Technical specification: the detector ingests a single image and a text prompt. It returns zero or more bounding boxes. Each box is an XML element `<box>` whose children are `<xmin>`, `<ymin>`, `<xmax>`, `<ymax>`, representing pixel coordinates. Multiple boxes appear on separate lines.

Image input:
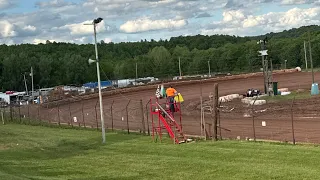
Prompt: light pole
<box><xmin>257</xmin><ymin>39</ymin><xmax>269</xmax><ymax>95</ymax></box>
<box><xmin>30</xmin><ymin>67</ymin><xmax>34</xmax><ymax>104</ymax></box>
<box><xmin>85</xmin><ymin>17</ymin><xmax>106</xmax><ymax>144</ymax></box>
<box><xmin>284</xmin><ymin>60</ymin><xmax>287</xmax><ymax>69</ymax></box>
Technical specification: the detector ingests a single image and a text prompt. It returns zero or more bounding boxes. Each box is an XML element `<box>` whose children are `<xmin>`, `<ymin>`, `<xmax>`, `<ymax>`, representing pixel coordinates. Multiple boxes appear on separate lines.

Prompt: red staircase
<box><xmin>150</xmin><ymin>98</ymin><xmax>187</xmax><ymax>144</ymax></box>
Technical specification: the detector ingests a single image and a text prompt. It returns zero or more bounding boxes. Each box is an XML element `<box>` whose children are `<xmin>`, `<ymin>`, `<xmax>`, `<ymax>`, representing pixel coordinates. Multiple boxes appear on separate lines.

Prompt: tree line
<box><xmin>0</xmin><ymin>25</ymin><xmax>320</xmax><ymax>91</ymax></box>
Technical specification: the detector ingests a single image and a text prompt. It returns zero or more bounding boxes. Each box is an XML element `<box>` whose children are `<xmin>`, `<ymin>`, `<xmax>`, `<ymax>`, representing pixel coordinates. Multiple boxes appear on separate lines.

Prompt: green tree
<box><xmin>148</xmin><ymin>46</ymin><xmax>173</xmax><ymax>77</ymax></box>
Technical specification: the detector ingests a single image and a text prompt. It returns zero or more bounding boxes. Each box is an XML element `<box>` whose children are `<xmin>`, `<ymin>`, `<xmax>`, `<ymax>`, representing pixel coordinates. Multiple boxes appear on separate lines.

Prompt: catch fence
<box><xmin>2</xmin><ymin>80</ymin><xmax>320</xmax><ymax>145</ymax></box>
<box><xmin>2</xmin><ymin>98</ymin><xmax>149</xmax><ymax>135</ymax></box>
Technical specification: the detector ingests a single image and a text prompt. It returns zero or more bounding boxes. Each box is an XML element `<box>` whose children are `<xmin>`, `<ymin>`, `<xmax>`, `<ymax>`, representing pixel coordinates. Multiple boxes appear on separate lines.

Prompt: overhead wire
<box><xmin>99</xmin><ymin>65</ymin><xmax>152</xmax><ymax>103</ymax></box>
<box><xmin>100</xmin><ymin>66</ymin><xmax>148</xmax><ymax>122</ymax></box>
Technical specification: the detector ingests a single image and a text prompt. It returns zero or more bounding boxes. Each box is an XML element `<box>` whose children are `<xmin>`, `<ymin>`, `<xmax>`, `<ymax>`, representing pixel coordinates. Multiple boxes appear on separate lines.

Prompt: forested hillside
<box><xmin>0</xmin><ymin>25</ymin><xmax>320</xmax><ymax>91</ymax></box>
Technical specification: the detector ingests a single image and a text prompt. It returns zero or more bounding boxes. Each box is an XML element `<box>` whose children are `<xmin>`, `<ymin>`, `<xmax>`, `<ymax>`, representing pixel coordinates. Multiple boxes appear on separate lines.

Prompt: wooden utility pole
<box><xmin>270</xmin><ymin>58</ymin><xmax>273</xmax><ymax>84</ymax></box>
<box><xmin>308</xmin><ymin>33</ymin><xmax>314</xmax><ymax>84</ymax></box>
<box><xmin>179</xmin><ymin>57</ymin><xmax>182</xmax><ymax>78</ymax></box>
<box><xmin>304</xmin><ymin>41</ymin><xmax>308</xmax><ymax>71</ymax></box>
<box><xmin>135</xmin><ymin>62</ymin><xmax>138</xmax><ymax>85</ymax></box>
<box><xmin>208</xmin><ymin>60</ymin><xmax>211</xmax><ymax>77</ymax></box>
<box><xmin>212</xmin><ymin>83</ymin><xmax>219</xmax><ymax>141</ymax></box>
<box><xmin>23</xmin><ymin>73</ymin><xmax>28</xmax><ymax>95</ymax></box>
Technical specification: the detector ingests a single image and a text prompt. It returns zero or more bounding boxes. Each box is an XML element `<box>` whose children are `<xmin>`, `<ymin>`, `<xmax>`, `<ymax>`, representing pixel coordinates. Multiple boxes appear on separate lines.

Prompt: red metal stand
<box><xmin>150</xmin><ymin>97</ymin><xmax>186</xmax><ymax>144</ymax></box>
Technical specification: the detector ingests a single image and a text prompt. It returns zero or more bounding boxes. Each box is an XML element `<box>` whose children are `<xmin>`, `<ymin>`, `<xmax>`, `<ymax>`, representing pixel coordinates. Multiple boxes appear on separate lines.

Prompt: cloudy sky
<box><xmin>0</xmin><ymin>0</ymin><xmax>319</xmax><ymax>45</ymax></box>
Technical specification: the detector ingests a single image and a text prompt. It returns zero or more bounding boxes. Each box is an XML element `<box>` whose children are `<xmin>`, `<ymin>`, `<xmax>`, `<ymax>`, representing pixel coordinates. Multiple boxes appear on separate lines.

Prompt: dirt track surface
<box><xmin>19</xmin><ymin>71</ymin><xmax>320</xmax><ymax>144</ymax></box>
<box><xmin>44</xmin><ymin>69</ymin><xmax>297</xmax><ymax>106</ymax></box>
<box><xmin>216</xmin><ymin>96</ymin><xmax>320</xmax><ymax>144</ymax></box>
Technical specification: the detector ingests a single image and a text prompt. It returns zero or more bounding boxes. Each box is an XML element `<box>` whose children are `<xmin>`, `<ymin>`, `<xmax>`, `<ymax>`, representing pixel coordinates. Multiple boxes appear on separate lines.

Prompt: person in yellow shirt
<box><xmin>166</xmin><ymin>86</ymin><xmax>178</xmax><ymax>113</ymax></box>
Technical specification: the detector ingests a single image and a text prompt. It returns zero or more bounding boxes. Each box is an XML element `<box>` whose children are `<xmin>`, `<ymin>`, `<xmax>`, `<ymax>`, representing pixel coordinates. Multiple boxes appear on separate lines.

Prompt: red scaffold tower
<box><xmin>149</xmin><ymin>96</ymin><xmax>187</xmax><ymax>144</ymax></box>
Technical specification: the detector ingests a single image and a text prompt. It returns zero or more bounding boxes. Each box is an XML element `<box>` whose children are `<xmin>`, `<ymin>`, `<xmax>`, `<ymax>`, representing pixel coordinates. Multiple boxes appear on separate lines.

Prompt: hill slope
<box><xmin>1</xmin><ymin>124</ymin><xmax>320</xmax><ymax>180</ymax></box>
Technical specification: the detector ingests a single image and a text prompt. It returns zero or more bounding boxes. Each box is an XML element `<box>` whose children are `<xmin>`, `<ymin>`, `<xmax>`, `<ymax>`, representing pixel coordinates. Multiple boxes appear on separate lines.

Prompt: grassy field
<box><xmin>1</xmin><ymin>124</ymin><xmax>320</xmax><ymax>180</ymax></box>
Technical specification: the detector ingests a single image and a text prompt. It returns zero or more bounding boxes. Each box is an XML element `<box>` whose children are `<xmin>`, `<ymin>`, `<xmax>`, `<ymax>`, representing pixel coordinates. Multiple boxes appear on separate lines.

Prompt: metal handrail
<box><xmin>155</xmin><ymin>102</ymin><xmax>175</xmax><ymax>122</ymax></box>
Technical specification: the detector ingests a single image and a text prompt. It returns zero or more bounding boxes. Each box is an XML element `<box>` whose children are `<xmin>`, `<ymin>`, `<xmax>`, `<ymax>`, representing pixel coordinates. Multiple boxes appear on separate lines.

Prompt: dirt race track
<box><xmin>18</xmin><ymin>71</ymin><xmax>320</xmax><ymax>144</ymax></box>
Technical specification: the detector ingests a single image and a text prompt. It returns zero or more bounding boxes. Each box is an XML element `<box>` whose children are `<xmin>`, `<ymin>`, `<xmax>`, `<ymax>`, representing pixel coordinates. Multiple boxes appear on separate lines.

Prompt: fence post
<box><xmin>126</xmin><ymin>100</ymin><xmax>131</xmax><ymax>134</ymax></box>
<box><xmin>27</xmin><ymin>104</ymin><xmax>30</xmax><ymax>118</ymax></box>
<box><xmin>38</xmin><ymin>104</ymin><xmax>41</xmax><ymax>124</ymax></box>
<box><xmin>81</xmin><ymin>100</ymin><xmax>86</xmax><ymax>128</ymax></box>
<box><xmin>251</xmin><ymin>97</ymin><xmax>258</xmax><ymax>141</ymax></box>
<box><xmin>18</xmin><ymin>105</ymin><xmax>21</xmax><ymax>123</ymax></box>
<box><xmin>111</xmin><ymin>100</ymin><xmax>114</xmax><ymax>131</ymax></box>
<box><xmin>200</xmin><ymin>81</ymin><xmax>204</xmax><ymax>138</ymax></box>
<box><xmin>28</xmin><ymin>105</ymin><xmax>31</xmax><ymax>124</ymax></box>
<box><xmin>1</xmin><ymin>109</ymin><xmax>4</xmax><ymax>125</ymax></box>
<box><xmin>212</xmin><ymin>83</ymin><xmax>219</xmax><ymax>141</ymax></box>
<box><xmin>57</xmin><ymin>104</ymin><xmax>61</xmax><ymax>126</ymax></box>
<box><xmin>10</xmin><ymin>105</ymin><xmax>13</xmax><ymax>122</ymax></box>
<box><xmin>46</xmin><ymin>104</ymin><xmax>50</xmax><ymax>124</ymax></box>
<box><xmin>291</xmin><ymin>96</ymin><xmax>296</xmax><ymax>145</ymax></box>
<box><xmin>3</xmin><ymin>107</ymin><xmax>5</xmax><ymax>123</ymax></box>
<box><xmin>218</xmin><ymin>101</ymin><xmax>222</xmax><ymax>140</ymax></box>
<box><xmin>68</xmin><ymin>103</ymin><xmax>73</xmax><ymax>127</ymax></box>
<box><xmin>95</xmin><ymin>99</ymin><xmax>99</xmax><ymax>130</ymax></box>
<box><xmin>140</xmin><ymin>99</ymin><xmax>146</xmax><ymax>135</ymax></box>
<box><xmin>145</xmin><ymin>100</ymin><xmax>150</xmax><ymax>136</ymax></box>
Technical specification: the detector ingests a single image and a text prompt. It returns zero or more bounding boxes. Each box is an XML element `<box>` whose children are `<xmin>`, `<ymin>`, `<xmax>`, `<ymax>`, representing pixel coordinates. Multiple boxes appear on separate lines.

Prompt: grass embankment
<box><xmin>260</xmin><ymin>90</ymin><xmax>320</xmax><ymax>103</ymax></box>
<box><xmin>1</xmin><ymin>124</ymin><xmax>320</xmax><ymax>180</ymax></box>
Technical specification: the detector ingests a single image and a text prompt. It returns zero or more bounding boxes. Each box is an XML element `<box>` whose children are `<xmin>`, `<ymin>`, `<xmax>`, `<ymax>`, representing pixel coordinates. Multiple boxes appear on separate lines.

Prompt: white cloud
<box><xmin>0</xmin><ymin>20</ymin><xmax>17</xmax><ymax>38</ymax></box>
<box><xmin>149</xmin><ymin>0</ymin><xmax>176</xmax><ymax>5</ymax></box>
<box><xmin>33</xmin><ymin>38</ymin><xmax>52</xmax><ymax>44</ymax></box>
<box><xmin>32</xmin><ymin>36</ymin><xmax>90</xmax><ymax>44</ymax></box>
<box><xmin>104</xmin><ymin>38</ymin><xmax>112</xmax><ymax>43</ymax></box>
<box><xmin>0</xmin><ymin>0</ymin><xmax>16</xmax><ymax>10</ymax></box>
<box><xmin>278</xmin><ymin>7</ymin><xmax>319</xmax><ymax>26</ymax></box>
<box><xmin>223</xmin><ymin>10</ymin><xmax>246</xmax><ymax>22</ymax></box>
<box><xmin>1</xmin><ymin>0</ymin><xmax>320</xmax><ymax>44</ymax></box>
<box><xmin>281</xmin><ymin>0</ymin><xmax>308</xmax><ymax>5</ymax></box>
<box><xmin>202</xmin><ymin>7</ymin><xmax>320</xmax><ymax>36</ymax></box>
<box><xmin>243</xmin><ymin>15</ymin><xmax>261</xmax><ymax>28</ymax></box>
<box><xmin>120</xmin><ymin>17</ymin><xmax>187</xmax><ymax>33</ymax></box>
<box><xmin>60</xmin><ymin>20</ymin><xmax>107</xmax><ymax>36</ymax></box>
<box><xmin>35</xmin><ymin>0</ymin><xmax>74</xmax><ymax>8</ymax></box>
<box><xmin>0</xmin><ymin>20</ymin><xmax>39</xmax><ymax>39</ymax></box>
<box><xmin>74</xmin><ymin>36</ymin><xmax>89</xmax><ymax>43</ymax></box>
<box><xmin>0</xmin><ymin>38</ymin><xmax>14</xmax><ymax>45</ymax></box>
<box><xmin>201</xmin><ymin>27</ymin><xmax>244</xmax><ymax>36</ymax></box>
<box><xmin>23</xmin><ymin>25</ymin><xmax>37</xmax><ymax>32</ymax></box>
<box><xmin>225</xmin><ymin>0</ymin><xmax>320</xmax><ymax>9</ymax></box>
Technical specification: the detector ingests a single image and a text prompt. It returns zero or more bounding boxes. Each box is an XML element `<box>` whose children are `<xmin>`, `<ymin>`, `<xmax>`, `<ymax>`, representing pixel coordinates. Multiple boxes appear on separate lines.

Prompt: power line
<box><xmin>100</xmin><ymin>67</ymin><xmax>142</xmax><ymax>103</ymax></box>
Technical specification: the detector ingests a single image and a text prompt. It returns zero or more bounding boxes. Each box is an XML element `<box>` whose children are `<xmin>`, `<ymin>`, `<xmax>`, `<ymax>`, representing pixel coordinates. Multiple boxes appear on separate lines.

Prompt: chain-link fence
<box><xmin>4</xmin><ymin>71</ymin><xmax>320</xmax><ymax>145</ymax></box>
<box><xmin>3</xmin><ymin>92</ymin><xmax>320</xmax><ymax>145</ymax></box>
<box><xmin>3</xmin><ymin>97</ymin><xmax>149</xmax><ymax>135</ymax></box>
<box><xmin>214</xmin><ymin>94</ymin><xmax>320</xmax><ymax>144</ymax></box>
